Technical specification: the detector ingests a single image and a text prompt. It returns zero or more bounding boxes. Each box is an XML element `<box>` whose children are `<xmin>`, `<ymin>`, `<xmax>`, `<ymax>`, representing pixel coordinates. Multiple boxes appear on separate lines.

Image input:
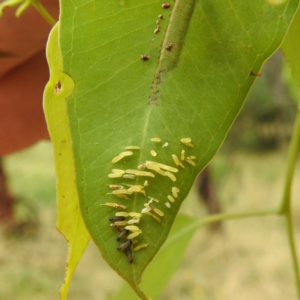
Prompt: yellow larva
<box><xmin>181</xmin><ymin>137</ymin><xmax>191</xmax><ymax>143</ymax></box>
<box><xmin>111</xmin><ymin>155</ymin><xmax>123</xmax><ymax>163</ymax></box>
<box><xmin>185</xmin><ymin>158</ymin><xmax>196</xmax><ymax>166</ymax></box>
<box><xmin>108</xmin><ymin>185</ymin><xmax>124</xmax><ymax>190</ymax></box>
<box><xmin>111</xmin><ymin>189</ymin><xmax>132</xmax><ymax>195</ymax></box>
<box><xmin>125</xmin><ymin>225</ymin><xmax>141</xmax><ymax>232</ymax></box>
<box><xmin>108</xmin><ymin>173</ymin><xmax>123</xmax><ymax>178</ymax></box>
<box><xmin>112</xmin><ymin>169</ymin><xmax>125</xmax><ymax>174</ymax></box>
<box><xmin>115</xmin><ymin>212</ymin><xmax>129</xmax><ymax>217</ymax></box>
<box><xmin>101</xmin><ymin>202</ymin><xmax>127</xmax><ymax>210</ymax></box>
<box><xmin>112</xmin><ymin>151</ymin><xmax>133</xmax><ymax>163</ymax></box>
<box><xmin>127</xmin><ymin>218</ymin><xmax>140</xmax><ymax>224</ymax></box>
<box><xmin>145</xmin><ymin>161</ymin><xmax>178</xmax><ymax>173</ymax></box>
<box><xmin>150</xmin><ymin>150</ymin><xmax>157</xmax><ymax>157</ymax></box>
<box><xmin>148</xmin><ymin>196</ymin><xmax>159</xmax><ymax>203</ymax></box>
<box><xmin>145</xmin><ymin>164</ymin><xmax>161</xmax><ymax>172</ymax></box>
<box><xmin>127</xmin><ymin>186</ymin><xmax>144</xmax><ymax>192</ymax></box>
<box><xmin>172</xmin><ymin>187</ymin><xmax>180</xmax><ymax>193</ymax></box>
<box><xmin>114</xmin><ymin>194</ymin><xmax>129</xmax><ymax>200</ymax></box>
<box><xmin>154</xmin><ymin>208</ymin><xmax>164</xmax><ymax>216</ymax></box>
<box><xmin>127</xmin><ymin>231</ymin><xmax>142</xmax><ymax>239</ymax></box>
<box><xmin>123</xmin><ymin>174</ymin><xmax>135</xmax><ymax>179</ymax></box>
<box><xmin>153</xmin><ymin>169</ymin><xmax>168</xmax><ymax>176</ymax></box>
<box><xmin>180</xmin><ymin>138</ymin><xmax>193</xmax><ymax>148</ymax></box>
<box><xmin>125</xmin><ymin>169</ymin><xmax>138</xmax><ymax>175</ymax></box>
<box><xmin>184</xmin><ymin>142</ymin><xmax>193</xmax><ymax>148</ymax></box>
<box><xmin>144</xmin><ymin>180</ymin><xmax>149</xmax><ymax>187</ymax></box>
<box><xmin>134</xmin><ymin>244</ymin><xmax>148</xmax><ymax>251</ymax></box>
<box><xmin>125</xmin><ymin>146</ymin><xmax>140</xmax><ymax>150</ymax></box>
<box><xmin>168</xmin><ymin>195</ymin><xmax>175</xmax><ymax>202</ymax></box>
<box><xmin>128</xmin><ymin>212</ymin><xmax>142</xmax><ymax>218</ymax></box>
<box><xmin>125</xmin><ymin>184</ymin><xmax>144</xmax><ymax>189</ymax></box>
<box><xmin>165</xmin><ymin>202</ymin><xmax>171</xmax><ymax>208</ymax></box>
<box><xmin>171</xmin><ymin>187</ymin><xmax>179</xmax><ymax>198</ymax></box>
<box><xmin>181</xmin><ymin>150</ymin><xmax>185</xmax><ymax>161</ymax></box>
<box><xmin>138</xmin><ymin>163</ymin><xmax>146</xmax><ymax>170</ymax></box>
<box><xmin>171</xmin><ymin>190</ymin><xmax>178</xmax><ymax>198</ymax></box>
<box><xmin>127</xmin><ymin>186</ymin><xmax>146</xmax><ymax>195</ymax></box>
<box><xmin>150</xmin><ymin>137</ymin><xmax>161</xmax><ymax>142</ymax></box>
<box><xmin>114</xmin><ymin>220</ymin><xmax>128</xmax><ymax>226</ymax></box>
<box><xmin>120</xmin><ymin>151</ymin><xmax>134</xmax><ymax>157</ymax></box>
<box><xmin>171</xmin><ymin>154</ymin><xmax>185</xmax><ymax>168</ymax></box>
<box><xmin>162</xmin><ymin>142</ymin><xmax>169</xmax><ymax>148</ymax></box>
<box><xmin>125</xmin><ymin>169</ymin><xmax>155</xmax><ymax>178</ymax></box>
<box><xmin>141</xmin><ymin>206</ymin><xmax>152</xmax><ymax>213</ymax></box>
<box><xmin>136</xmin><ymin>171</ymin><xmax>155</xmax><ymax>178</ymax></box>
<box><xmin>145</xmin><ymin>211</ymin><xmax>162</xmax><ymax>223</ymax></box>
<box><xmin>165</xmin><ymin>171</ymin><xmax>176</xmax><ymax>182</ymax></box>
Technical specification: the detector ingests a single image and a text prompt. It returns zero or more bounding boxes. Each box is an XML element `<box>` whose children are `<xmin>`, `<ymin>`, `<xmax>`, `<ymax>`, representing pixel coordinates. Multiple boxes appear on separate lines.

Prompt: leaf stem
<box><xmin>166</xmin><ymin>208</ymin><xmax>278</xmax><ymax>247</ymax></box>
<box><xmin>197</xmin><ymin>208</ymin><xmax>278</xmax><ymax>226</ymax></box>
<box><xmin>279</xmin><ymin>103</ymin><xmax>300</xmax><ymax>214</ymax></box>
<box><xmin>285</xmin><ymin>209</ymin><xmax>300</xmax><ymax>299</ymax></box>
<box><xmin>33</xmin><ymin>1</ymin><xmax>56</xmax><ymax>27</ymax></box>
<box><xmin>277</xmin><ymin>100</ymin><xmax>300</xmax><ymax>299</ymax></box>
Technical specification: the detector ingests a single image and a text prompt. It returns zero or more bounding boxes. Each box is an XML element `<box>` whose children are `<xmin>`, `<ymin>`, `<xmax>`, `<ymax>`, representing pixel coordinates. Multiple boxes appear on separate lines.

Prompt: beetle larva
<box><xmin>171</xmin><ymin>154</ymin><xmax>185</xmax><ymax>168</ymax></box>
<box><xmin>101</xmin><ymin>202</ymin><xmax>127</xmax><ymax>210</ymax></box>
<box><xmin>123</xmin><ymin>174</ymin><xmax>135</xmax><ymax>179</ymax></box>
<box><xmin>134</xmin><ymin>244</ymin><xmax>148</xmax><ymax>251</ymax></box>
<box><xmin>125</xmin><ymin>146</ymin><xmax>140</xmax><ymax>150</ymax></box>
<box><xmin>181</xmin><ymin>150</ymin><xmax>185</xmax><ymax>161</ymax></box>
<box><xmin>165</xmin><ymin>171</ymin><xmax>176</xmax><ymax>182</ymax></box>
<box><xmin>115</xmin><ymin>212</ymin><xmax>129</xmax><ymax>217</ymax></box>
<box><xmin>165</xmin><ymin>202</ymin><xmax>171</xmax><ymax>208</ymax></box>
<box><xmin>167</xmin><ymin>195</ymin><xmax>175</xmax><ymax>202</ymax></box>
<box><xmin>145</xmin><ymin>161</ymin><xmax>178</xmax><ymax>173</ymax></box>
<box><xmin>127</xmin><ymin>231</ymin><xmax>142</xmax><ymax>239</ymax></box>
<box><xmin>150</xmin><ymin>137</ymin><xmax>161</xmax><ymax>142</ymax></box>
<box><xmin>145</xmin><ymin>211</ymin><xmax>162</xmax><ymax>223</ymax></box>
<box><xmin>150</xmin><ymin>150</ymin><xmax>157</xmax><ymax>157</ymax></box>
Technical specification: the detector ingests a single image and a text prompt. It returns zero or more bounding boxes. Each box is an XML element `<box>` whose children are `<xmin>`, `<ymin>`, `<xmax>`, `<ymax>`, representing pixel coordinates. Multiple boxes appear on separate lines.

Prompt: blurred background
<box><xmin>0</xmin><ymin>49</ymin><xmax>300</xmax><ymax>300</ymax></box>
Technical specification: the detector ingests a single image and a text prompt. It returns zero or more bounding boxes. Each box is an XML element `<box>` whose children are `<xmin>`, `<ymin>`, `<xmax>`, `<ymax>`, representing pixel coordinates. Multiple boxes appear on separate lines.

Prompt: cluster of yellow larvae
<box><xmin>102</xmin><ymin>137</ymin><xmax>196</xmax><ymax>264</ymax></box>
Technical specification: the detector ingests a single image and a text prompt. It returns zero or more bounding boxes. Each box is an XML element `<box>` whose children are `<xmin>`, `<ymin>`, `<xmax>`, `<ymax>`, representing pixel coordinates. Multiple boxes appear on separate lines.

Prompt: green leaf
<box><xmin>43</xmin><ymin>24</ymin><xmax>90</xmax><ymax>300</ymax></box>
<box><xmin>109</xmin><ymin>214</ymin><xmax>200</xmax><ymax>300</ymax></box>
<box><xmin>282</xmin><ymin>6</ymin><xmax>300</xmax><ymax>88</ymax></box>
<box><xmin>56</xmin><ymin>0</ymin><xmax>298</xmax><ymax>298</ymax></box>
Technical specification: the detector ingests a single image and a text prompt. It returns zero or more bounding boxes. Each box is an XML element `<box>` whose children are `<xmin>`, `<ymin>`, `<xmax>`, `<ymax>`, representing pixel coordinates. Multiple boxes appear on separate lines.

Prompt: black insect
<box><xmin>162</xmin><ymin>3</ymin><xmax>171</xmax><ymax>8</ymax></box>
<box><xmin>116</xmin><ymin>229</ymin><xmax>129</xmax><ymax>241</ymax></box>
<box><xmin>125</xmin><ymin>247</ymin><xmax>133</xmax><ymax>264</ymax></box>
<box><xmin>165</xmin><ymin>43</ymin><xmax>173</xmax><ymax>51</ymax></box>
<box><xmin>117</xmin><ymin>239</ymin><xmax>132</xmax><ymax>251</ymax></box>
<box><xmin>141</xmin><ymin>55</ymin><xmax>150</xmax><ymax>60</ymax></box>
<box><xmin>109</xmin><ymin>216</ymin><xmax>125</xmax><ymax>222</ymax></box>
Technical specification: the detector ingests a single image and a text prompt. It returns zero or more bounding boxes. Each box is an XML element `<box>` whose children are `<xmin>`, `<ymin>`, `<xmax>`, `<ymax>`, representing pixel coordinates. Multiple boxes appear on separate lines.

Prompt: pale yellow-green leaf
<box><xmin>43</xmin><ymin>23</ymin><xmax>90</xmax><ymax>300</ymax></box>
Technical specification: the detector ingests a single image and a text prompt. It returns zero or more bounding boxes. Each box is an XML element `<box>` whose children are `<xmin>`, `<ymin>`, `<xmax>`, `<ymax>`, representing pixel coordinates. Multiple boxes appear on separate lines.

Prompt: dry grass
<box><xmin>1</xmin><ymin>142</ymin><xmax>300</xmax><ymax>299</ymax></box>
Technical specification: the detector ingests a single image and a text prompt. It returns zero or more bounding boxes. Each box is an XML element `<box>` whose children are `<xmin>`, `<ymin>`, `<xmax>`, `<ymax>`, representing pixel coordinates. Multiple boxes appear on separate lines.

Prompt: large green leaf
<box><xmin>56</xmin><ymin>0</ymin><xmax>298</xmax><ymax>298</ymax></box>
